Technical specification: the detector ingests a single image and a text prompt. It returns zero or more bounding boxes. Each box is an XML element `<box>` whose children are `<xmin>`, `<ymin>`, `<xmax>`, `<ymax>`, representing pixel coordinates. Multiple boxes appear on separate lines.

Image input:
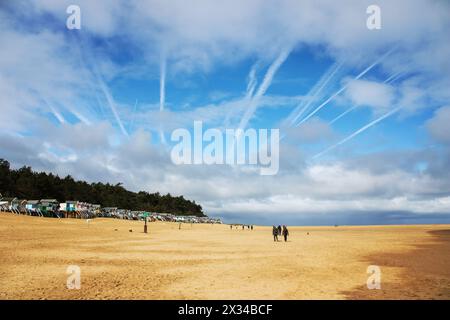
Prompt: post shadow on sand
<box><xmin>339</xmin><ymin>229</ymin><xmax>450</xmax><ymax>299</ymax></box>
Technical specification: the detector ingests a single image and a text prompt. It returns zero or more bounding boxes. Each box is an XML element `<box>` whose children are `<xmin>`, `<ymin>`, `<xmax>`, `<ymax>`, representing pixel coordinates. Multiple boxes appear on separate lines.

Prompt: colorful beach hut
<box><xmin>59</xmin><ymin>200</ymin><xmax>78</xmax><ymax>218</ymax></box>
<box><xmin>40</xmin><ymin>199</ymin><xmax>60</xmax><ymax>217</ymax></box>
<box><xmin>25</xmin><ymin>200</ymin><xmax>41</xmax><ymax>216</ymax></box>
<box><xmin>10</xmin><ymin>198</ymin><xmax>27</xmax><ymax>214</ymax></box>
<box><xmin>0</xmin><ymin>195</ymin><xmax>8</xmax><ymax>211</ymax></box>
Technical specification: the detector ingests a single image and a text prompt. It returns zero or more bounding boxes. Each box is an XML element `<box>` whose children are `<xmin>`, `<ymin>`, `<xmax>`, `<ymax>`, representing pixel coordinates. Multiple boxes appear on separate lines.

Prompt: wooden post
<box><xmin>144</xmin><ymin>217</ymin><xmax>148</xmax><ymax>233</ymax></box>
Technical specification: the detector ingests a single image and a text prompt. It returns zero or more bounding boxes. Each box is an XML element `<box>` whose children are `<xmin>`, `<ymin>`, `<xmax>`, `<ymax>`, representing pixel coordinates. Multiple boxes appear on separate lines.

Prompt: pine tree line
<box><xmin>0</xmin><ymin>159</ymin><xmax>205</xmax><ymax>216</ymax></box>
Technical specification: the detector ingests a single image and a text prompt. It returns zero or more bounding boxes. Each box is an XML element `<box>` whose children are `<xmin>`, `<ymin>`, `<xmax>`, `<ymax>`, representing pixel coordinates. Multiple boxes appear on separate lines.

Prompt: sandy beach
<box><xmin>0</xmin><ymin>212</ymin><xmax>449</xmax><ymax>300</ymax></box>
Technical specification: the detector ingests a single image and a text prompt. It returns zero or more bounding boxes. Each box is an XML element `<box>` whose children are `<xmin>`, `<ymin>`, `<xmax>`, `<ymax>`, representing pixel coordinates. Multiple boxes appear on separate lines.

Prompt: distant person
<box><xmin>251</xmin><ymin>225</ymin><xmax>253</xmax><ymax>230</ymax></box>
<box><xmin>272</xmin><ymin>226</ymin><xmax>279</xmax><ymax>242</ymax></box>
<box><xmin>230</xmin><ymin>224</ymin><xmax>232</xmax><ymax>230</ymax></box>
<box><xmin>282</xmin><ymin>225</ymin><xmax>289</xmax><ymax>242</ymax></box>
<box><xmin>242</xmin><ymin>225</ymin><xmax>245</xmax><ymax>230</ymax></box>
<box><xmin>277</xmin><ymin>225</ymin><xmax>282</xmax><ymax>236</ymax></box>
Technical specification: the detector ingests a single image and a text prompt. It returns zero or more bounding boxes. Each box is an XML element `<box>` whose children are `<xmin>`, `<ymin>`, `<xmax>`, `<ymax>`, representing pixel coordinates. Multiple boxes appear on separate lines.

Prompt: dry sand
<box><xmin>0</xmin><ymin>212</ymin><xmax>449</xmax><ymax>300</ymax></box>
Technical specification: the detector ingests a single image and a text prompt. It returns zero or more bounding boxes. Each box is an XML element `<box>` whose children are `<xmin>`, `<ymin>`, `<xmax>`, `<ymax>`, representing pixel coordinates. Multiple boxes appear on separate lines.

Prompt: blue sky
<box><xmin>1</xmin><ymin>0</ymin><xmax>450</xmax><ymax>225</ymax></box>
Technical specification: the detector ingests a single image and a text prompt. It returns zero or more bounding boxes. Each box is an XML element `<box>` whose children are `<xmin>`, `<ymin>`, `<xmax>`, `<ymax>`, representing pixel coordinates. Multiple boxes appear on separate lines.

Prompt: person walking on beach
<box><xmin>272</xmin><ymin>226</ymin><xmax>279</xmax><ymax>242</ymax></box>
<box><xmin>277</xmin><ymin>225</ymin><xmax>282</xmax><ymax>236</ymax></box>
<box><xmin>282</xmin><ymin>225</ymin><xmax>289</xmax><ymax>242</ymax></box>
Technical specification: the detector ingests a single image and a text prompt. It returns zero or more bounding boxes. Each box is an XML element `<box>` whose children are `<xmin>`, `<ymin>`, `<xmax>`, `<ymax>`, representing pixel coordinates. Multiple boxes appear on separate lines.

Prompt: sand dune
<box><xmin>0</xmin><ymin>212</ymin><xmax>449</xmax><ymax>299</ymax></box>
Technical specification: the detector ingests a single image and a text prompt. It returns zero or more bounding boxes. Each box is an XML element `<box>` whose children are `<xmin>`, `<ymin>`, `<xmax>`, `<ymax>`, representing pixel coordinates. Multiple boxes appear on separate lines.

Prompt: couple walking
<box><xmin>273</xmin><ymin>225</ymin><xmax>289</xmax><ymax>242</ymax></box>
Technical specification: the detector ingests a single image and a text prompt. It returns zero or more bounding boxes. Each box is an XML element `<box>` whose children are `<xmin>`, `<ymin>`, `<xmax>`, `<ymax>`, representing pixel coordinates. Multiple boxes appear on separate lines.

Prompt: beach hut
<box><xmin>61</xmin><ymin>201</ymin><xmax>78</xmax><ymax>218</ymax></box>
<box><xmin>40</xmin><ymin>199</ymin><xmax>60</xmax><ymax>218</ymax></box>
<box><xmin>17</xmin><ymin>200</ymin><xmax>28</xmax><ymax>214</ymax></box>
<box><xmin>76</xmin><ymin>202</ymin><xmax>89</xmax><ymax>219</ymax></box>
<box><xmin>81</xmin><ymin>203</ymin><xmax>100</xmax><ymax>219</ymax></box>
<box><xmin>129</xmin><ymin>211</ymin><xmax>139</xmax><ymax>220</ymax></box>
<box><xmin>91</xmin><ymin>204</ymin><xmax>101</xmax><ymax>217</ymax></box>
<box><xmin>59</xmin><ymin>202</ymin><xmax>67</xmax><ymax>212</ymax></box>
<box><xmin>1</xmin><ymin>197</ymin><xmax>15</xmax><ymax>213</ymax></box>
<box><xmin>76</xmin><ymin>201</ymin><xmax>97</xmax><ymax>219</ymax></box>
<box><xmin>10</xmin><ymin>198</ymin><xmax>28</xmax><ymax>214</ymax></box>
<box><xmin>0</xmin><ymin>197</ymin><xmax>8</xmax><ymax>211</ymax></box>
<box><xmin>25</xmin><ymin>200</ymin><xmax>42</xmax><ymax>216</ymax></box>
<box><xmin>60</xmin><ymin>201</ymin><xmax>93</xmax><ymax>219</ymax></box>
<box><xmin>116</xmin><ymin>209</ymin><xmax>128</xmax><ymax>219</ymax></box>
<box><xmin>101</xmin><ymin>207</ymin><xmax>118</xmax><ymax>218</ymax></box>
<box><xmin>9</xmin><ymin>198</ymin><xmax>19</xmax><ymax>214</ymax></box>
<box><xmin>0</xmin><ymin>193</ymin><xmax>4</xmax><ymax>212</ymax></box>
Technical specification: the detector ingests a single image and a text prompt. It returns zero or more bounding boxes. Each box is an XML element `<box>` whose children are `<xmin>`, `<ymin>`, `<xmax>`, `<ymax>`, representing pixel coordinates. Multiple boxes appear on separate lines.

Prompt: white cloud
<box><xmin>426</xmin><ymin>106</ymin><xmax>450</xmax><ymax>145</ymax></box>
<box><xmin>344</xmin><ymin>79</ymin><xmax>395</xmax><ymax>111</ymax></box>
<box><xmin>209</xmin><ymin>195</ymin><xmax>450</xmax><ymax>216</ymax></box>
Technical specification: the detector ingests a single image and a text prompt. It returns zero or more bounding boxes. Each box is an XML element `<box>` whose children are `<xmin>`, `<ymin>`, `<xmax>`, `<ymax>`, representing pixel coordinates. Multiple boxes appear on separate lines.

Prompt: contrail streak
<box><xmin>245</xmin><ymin>62</ymin><xmax>258</xmax><ymax>100</ymax></box>
<box><xmin>278</xmin><ymin>62</ymin><xmax>342</xmax><ymax>142</ymax></box>
<box><xmin>329</xmin><ymin>105</ymin><xmax>358</xmax><ymax>124</ymax></box>
<box><xmin>287</xmin><ymin>61</ymin><xmax>343</xmax><ymax>127</ymax></box>
<box><xmin>224</xmin><ymin>62</ymin><xmax>259</xmax><ymax>128</ymax></box>
<box><xmin>384</xmin><ymin>70</ymin><xmax>406</xmax><ymax>85</ymax></box>
<box><xmin>74</xmin><ymin>33</ymin><xmax>110</xmax><ymax>123</ymax></box>
<box><xmin>83</xmin><ymin>35</ymin><xmax>127</xmax><ymax>136</ymax></box>
<box><xmin>297</xmin><ymin>48</ymin><xmax>395</xmax><ymax>126</ymax></box>
<box><xmin>71</xmin><ymin>110</ymin><xmax>91</xmax><ymax>125</ymax></box>
<box><xmin>160</xmin><ymin>56</ymin><xmax>166</xmax><ymax>112</ymax></box>
<box><xmin>97</xmin><ymin>77</ymin><xmax>128</xmax><ymax>136</ymax></box>
<box><xmin>313</xmin><ymin>107</ymin><xmax>401</xmax><ymax>159</ymax></box>
<box><xmin>238</xmin><ymin>47</ymin><xmax>291</xmax><ymax>132</ymax></box>
<box><xmin>43</xmin><ymin>98</ymin><xmax>65</xmax><ymax>124</ymax></box>
<box><xmin>40</xmin><ymin>87</ymin><xmax>89</xmax><ymax>126</ymax></box>
<box><xmin>159</xmin><ymin>54</ymin><xmax>167</xmax><ymax>144</ymax></box>
<box><xmin>51</xmin><ymin>107</ymin><xmax>66</xmax><ymax>124</ymax></box>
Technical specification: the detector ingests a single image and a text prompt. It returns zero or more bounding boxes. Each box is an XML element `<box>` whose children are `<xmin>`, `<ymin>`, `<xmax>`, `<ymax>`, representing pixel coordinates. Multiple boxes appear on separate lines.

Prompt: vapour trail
<box><xmin>97</xmin><ymin>75</ymin><xmax>129</xmax><ymax>136</ymax></box>
<box><xmin>245</xmin><ymin>62</ymin><xmax>259</xmax><ymax>100</ymax></box>
<box><xmin>160</xmin><ymin>56</ymin><xmax>166</xmax><ymax>112</ymax></box>
<box><xmin>81</xmin><ymin>33</ymin><xmax>129</xmax><ymax>137</ymax></box>
<box><xmin>38</xmin><ymin>35</ymin><xmax>93</xmax><ymax>127</ymax></box>
<box><xmin>383</xmin><ymin>70</ymin><xmax>403</xmax><ymax>84</ymax></box>
<box><xmin>73</xmin><ymin>32</ymin><xmax>110</xmax><ymax>123</ymax></box>
<box><xmin>75</xmin><ymin>31</ymin><xmax>128</xmax><ymax>136</ymax></box>
<box><xmin>286</xmin><ymin>61</ymin><xmax>343</xmax><ymax>127</ymax></box>
<box><xmin>43</xmin><ymin>98</ymin><xmax>66</xmax><ymax>124</ymax></box>
<box><xmin>313</xmin><ymin>106</ymin><xmax>401</xmax><ymax>159</ymax></box>
<box><xmin>36</xmin><ymin>83</ymin><xmax>89</xmax><ymax>126</ymax></box>
<box><xmin>297</xmin><ymin>48</ymin><xmax>395</xmax><ymax>127</ymax></box>
<box><xmin>223</xmin><ymin>62</ymin><xmax>260</xmax><ymax>128</ymax></box>
<box><xmin>238</xmin><ymin>47</ymin><xmax>291</xmax><ymax>132</ymax></box>
<box><xmin>71</xmin><ymin>110</ymin><xmax>92</xmax><ymax>125</ymax></box>
<box><xmin>159</xmin><ymin>54</ymin><xmax>167</xmax><ymax>144</ymax></box>
<box><xmin>329</xmin><ymin>105</ymin><xmax>358</xmax><ymax>124</ymax></box>
<box><xmin>277</xmin><ymin>61</ymin><xmax>343</xmax><ymax>143</ymax></box>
